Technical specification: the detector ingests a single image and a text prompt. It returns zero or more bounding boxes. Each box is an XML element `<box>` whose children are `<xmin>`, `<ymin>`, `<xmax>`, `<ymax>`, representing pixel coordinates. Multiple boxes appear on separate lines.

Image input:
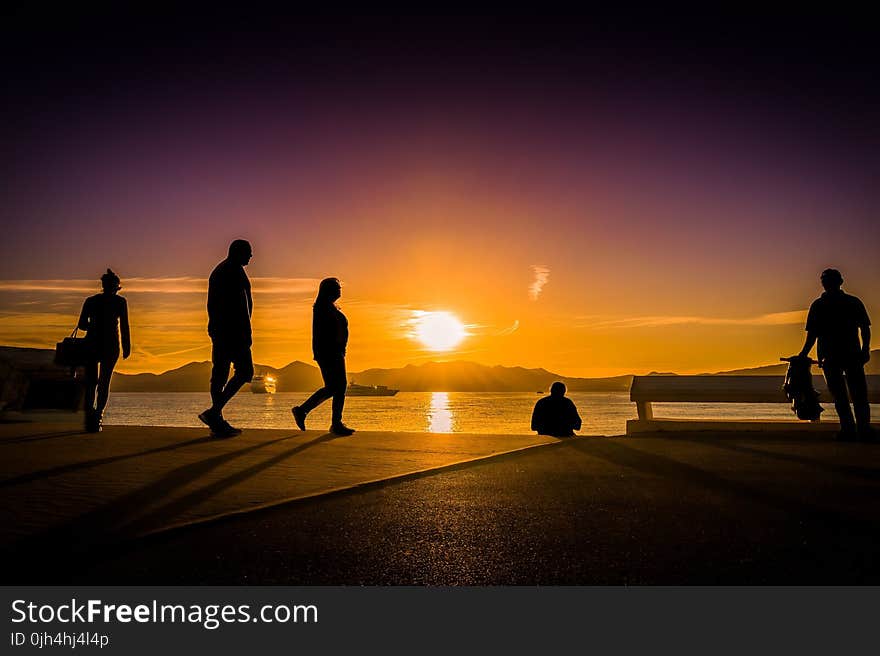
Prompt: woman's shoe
<box><xmin>292</xmin><ymin>406</ymin><xmax>307</xmax><ymax>431</ymax></box>
<box><xmin>85</xmin><ymin>410</ymin><xmax>101</xmax><ymax>433</ymax></box>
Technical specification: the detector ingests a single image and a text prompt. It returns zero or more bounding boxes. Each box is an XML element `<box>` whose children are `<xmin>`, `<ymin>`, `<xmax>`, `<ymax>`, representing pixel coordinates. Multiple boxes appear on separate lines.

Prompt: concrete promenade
<box><xmin>3</xmin><ymin>421</ymin><xmax>880</xmax><ymax>584</ymax></box>
<box><xmin>0</xmin><ymin>422</ymin><xmax>558</xmax><ymax>548</ymax></box>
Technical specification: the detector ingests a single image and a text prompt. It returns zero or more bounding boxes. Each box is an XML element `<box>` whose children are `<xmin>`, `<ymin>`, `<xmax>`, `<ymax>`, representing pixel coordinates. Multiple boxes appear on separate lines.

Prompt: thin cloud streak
<box><xmin>0</xmin><ymin>277</ymin><xmax>320</xmax><ymax>294</ymax></box>
<box><xmin>577</xmin><ymin>310</ymin><xmax>808</xmax><ymax>329</ymax></box>
<box><xmin>134</xmin><ymin>344</ymin><xmax>212</xmax><ymax>360</ymax></box>
<box><xmin>496</xmin><ymin>320</ymin><xmax>520</xmax><ymax>336</ymax></box>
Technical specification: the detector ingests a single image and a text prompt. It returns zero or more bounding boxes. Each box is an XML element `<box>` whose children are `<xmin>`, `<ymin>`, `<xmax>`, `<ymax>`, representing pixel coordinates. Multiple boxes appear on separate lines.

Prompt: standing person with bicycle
<box><xmin>799</xmin><ymin>268</ymin><xmax>872</xmax><ymax>440</ymax></box>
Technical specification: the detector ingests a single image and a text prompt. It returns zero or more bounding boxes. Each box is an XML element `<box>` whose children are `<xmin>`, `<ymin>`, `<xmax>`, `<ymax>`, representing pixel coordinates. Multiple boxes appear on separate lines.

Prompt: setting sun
<box><xmin>411</xmin><ymin>311</ymin><xmax>468</xmax><ymax>351</ymax></box>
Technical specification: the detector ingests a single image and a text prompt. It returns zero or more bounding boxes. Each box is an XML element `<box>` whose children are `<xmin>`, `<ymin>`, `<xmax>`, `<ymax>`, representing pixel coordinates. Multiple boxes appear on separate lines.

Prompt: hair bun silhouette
<box><xmin>101</xmin><ymin>268</ymin><xmax>121</xmax><ymax>290</ymax></box>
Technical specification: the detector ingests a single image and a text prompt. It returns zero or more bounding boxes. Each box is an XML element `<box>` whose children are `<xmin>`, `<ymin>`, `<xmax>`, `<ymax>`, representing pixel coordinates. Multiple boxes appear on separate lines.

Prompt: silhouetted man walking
<box><xmin>799</xmin><ymin>268</ymin><xmax>872</xmax><ymax>440</ymax></box>
<box><xmin>531</xmin><ymin>381</ymin><xmax>582</xmax><ymax>437</ymax></box>
<box><xmin>199</xmin><ymin>239</ymin><xmax>254</xmax><ymax>437</ymax></box>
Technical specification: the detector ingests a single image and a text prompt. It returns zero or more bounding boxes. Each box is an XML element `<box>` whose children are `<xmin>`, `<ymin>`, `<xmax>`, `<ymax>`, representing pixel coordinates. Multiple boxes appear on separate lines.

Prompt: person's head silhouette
<box><xmin>316</xmin><ymin>277</ymin><xmax>341</xmax><ymax>304</ymax></box>
<box><xmin>101</xmin><ymin>269</ymin><xmax>121</xmax><ymax>294</ymax></box>
<box><xmin>550</xmin><ymin>381</ymin><xmax>566</xmax><ymax>397</ymax></box>
<box><xmin>820</xmin><ymin>268</ymin><xmax>843</xmax><ymax>292</ymax></box>
<box><xmin>228</xmin><ymin>239</ymin><xmax>253</xmax><ymax>266</ymax></box>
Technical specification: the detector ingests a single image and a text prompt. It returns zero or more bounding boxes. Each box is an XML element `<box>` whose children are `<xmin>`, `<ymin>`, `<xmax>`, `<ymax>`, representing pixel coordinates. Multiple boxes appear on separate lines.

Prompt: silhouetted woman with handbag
<box><xmin>78</xmin><ymin>269</ymin><xmax>131</xmax><ymax>432</ymax></box>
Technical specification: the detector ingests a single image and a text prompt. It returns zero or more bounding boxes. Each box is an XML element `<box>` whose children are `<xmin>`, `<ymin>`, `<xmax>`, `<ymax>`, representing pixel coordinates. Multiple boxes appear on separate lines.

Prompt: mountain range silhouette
<box><xmin>108</xmin><ymin>351</ymin><xmax>880</xmax><ymax>392</ymax></box>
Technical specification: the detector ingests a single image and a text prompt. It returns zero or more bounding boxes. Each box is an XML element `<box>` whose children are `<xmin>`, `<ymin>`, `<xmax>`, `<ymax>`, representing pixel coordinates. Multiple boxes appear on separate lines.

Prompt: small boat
<box><xmin>347</xmin><ymin>381</ymin><xmax>399</xmax><ymax>396</ymax></box>
<box><xmin>251</xmin><ymin>373</ymin><xmax>277</xmax><ymax>394</ymax></box>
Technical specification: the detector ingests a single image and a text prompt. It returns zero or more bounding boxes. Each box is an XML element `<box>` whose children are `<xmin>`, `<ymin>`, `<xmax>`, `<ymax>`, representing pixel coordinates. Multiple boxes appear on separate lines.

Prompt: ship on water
<box><xmin>347</xmin><ymin>381</ymin><xmax>399</xmax><ymax>396</ymax></box>
<box><xmin>251</xmin><ymin>373</ymin><xmax>277</xmax><ymax>394</ymax></box>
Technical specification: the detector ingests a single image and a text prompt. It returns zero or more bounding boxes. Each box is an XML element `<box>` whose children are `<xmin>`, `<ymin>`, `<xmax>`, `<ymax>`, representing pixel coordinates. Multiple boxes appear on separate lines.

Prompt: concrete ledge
<box><xmin>627</xmin><ymin>418</ymin><xmax>880</xmax><ymax>435</ymax></box>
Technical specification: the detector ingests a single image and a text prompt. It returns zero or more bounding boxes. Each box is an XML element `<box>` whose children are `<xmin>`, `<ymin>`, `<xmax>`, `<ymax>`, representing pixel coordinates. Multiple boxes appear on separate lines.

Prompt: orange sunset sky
<box><xmin>2</xmin><ymin>15</ymin><xmax>878</xmax><ymax>377</ymax></box>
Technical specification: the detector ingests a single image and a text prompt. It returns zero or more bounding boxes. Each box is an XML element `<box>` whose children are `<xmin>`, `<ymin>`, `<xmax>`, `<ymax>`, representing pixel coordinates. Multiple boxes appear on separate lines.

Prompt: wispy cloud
<box><xmin>0</xmin><ymin>277</ymin><xmax>319</xmax><ymax>373</ymax></box>
<box><xmin>496</xmin><ymin>320</ymin><xmax>520</xmax><ymax>336</ymax></box>
<box><xmin>250</xmin><ymin>278</ymin><xmax>321</xmax><ymax>295</ymax></box>
<box><xmin>528</xmin><ymin>265</ymin><xmax>550</xmax><ymax>301</ymax></box>
<box><xmin>577</xmin><ymin>310</ymin><xmax>807</xmax><ymax>329</ymax></box>
<box><xmin>0</xmin><ymin>277</ymin><xmax>319</xmax><ymax>295</ymax></box>
<box><xmin>132</xmin><ymin>343</ymin><xmax>212</xmax><ymax>363</ymax></box>
<box><xmin>0</xmin><ymin>281</ymin><xmax>97</xmax><ymax>293</ymax></box>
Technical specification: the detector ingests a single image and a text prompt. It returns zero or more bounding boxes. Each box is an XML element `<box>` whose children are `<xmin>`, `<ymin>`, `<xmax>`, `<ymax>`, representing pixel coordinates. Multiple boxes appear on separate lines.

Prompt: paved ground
<box><xmin>0</xmin><ymin>422</ymin><xmax>557</xmax><ymax>550</ymax></box>
<box><xmin>3</xmin><ymin>424</ymin><xmax>879</xmax><ymax>584</ymax></box>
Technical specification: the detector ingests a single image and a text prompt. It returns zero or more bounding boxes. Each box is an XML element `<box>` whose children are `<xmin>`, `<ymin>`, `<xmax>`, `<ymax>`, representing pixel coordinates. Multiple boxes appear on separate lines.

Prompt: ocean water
<box><xmin>101</xmin><ymin>392</ymin><xmax>872</xmax><ymax>436</ymax></box>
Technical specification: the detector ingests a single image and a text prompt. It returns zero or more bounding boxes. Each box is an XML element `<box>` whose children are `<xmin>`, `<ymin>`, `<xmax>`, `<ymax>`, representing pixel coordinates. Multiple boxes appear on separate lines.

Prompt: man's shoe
<box><xmin>198</xmin><ymin>408</ymin><xmax>221</xmax><ymax>430</ymax></box>
<box><xmin>212</xmin><ymin>421</ymin><xmax>240</xmax><ymax>438</ymax></box>
<box><xmin>292</xmin><ymin>406</ymin><xmax>307</xmax><ymax>431</ymax></box>
<box><xmin>835</xmin><ymin>430</ymin><xmax>859</xmax><ymax>442</ymax></box>
<box><xmin>330</xmin><ymin>422</ymin><xmax>355</xmax><ymax>436</ymax></box>
<box><xmin>219</xmin><ymin>419</ymin><xmax>242</xmax><ymax>435</ymax></box>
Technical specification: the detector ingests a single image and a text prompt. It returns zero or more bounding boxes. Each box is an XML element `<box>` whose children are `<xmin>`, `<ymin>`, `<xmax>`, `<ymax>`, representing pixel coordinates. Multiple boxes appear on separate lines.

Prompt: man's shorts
<box><xmin>211</xmin><ymin>340</ymin><xmax>254</xmax><ymax>380</ymax></box>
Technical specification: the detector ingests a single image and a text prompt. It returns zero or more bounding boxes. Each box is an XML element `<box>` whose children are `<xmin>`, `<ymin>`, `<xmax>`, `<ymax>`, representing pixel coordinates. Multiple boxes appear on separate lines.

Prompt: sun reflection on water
<box><xmin>428</xmin><ymin>392</ymin><xmax>453</xmax><ymax>433</ymax></box>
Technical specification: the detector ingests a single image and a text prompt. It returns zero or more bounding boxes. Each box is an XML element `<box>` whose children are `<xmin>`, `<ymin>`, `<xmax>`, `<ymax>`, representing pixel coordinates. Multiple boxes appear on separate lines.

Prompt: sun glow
<box><xmin>411</xmin><ymin>311</ymin><xmax>468</xmax><ymax>351</ymax></box>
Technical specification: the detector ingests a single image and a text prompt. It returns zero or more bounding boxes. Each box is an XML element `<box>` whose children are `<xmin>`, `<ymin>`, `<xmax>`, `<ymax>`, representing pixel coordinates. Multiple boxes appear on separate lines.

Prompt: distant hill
<box><xmin>713</xmin><ymin>349</ymin><xmax>880</xmax><ymax>376</ymax></box>
<box><xmin>349</xmin><ymin>361</ymin><xmax>631</xmax><ymax>392</ymax></box>
<box><xmin>274</xmin><ymin>361</ymin><xmax>325</xmax><ymax>391</ymax></box>
<box><xmin>5</xmin><ymin>346</ymin><xmax>876</xmax><ymax>393</ymax></box>
<box><xmin>111</xmin><ymin>361</ymin><xmax>214</xmax><ymax>392</ymax></box>
<box><xmin>112</xmin><ymin>360</ymin><xmax>323</xmax><ymax>392</ymax></box>
<box><xmin>111</xmin><ymin>359</ymin><xmax>631</xmax><ymax>392</ymax></box>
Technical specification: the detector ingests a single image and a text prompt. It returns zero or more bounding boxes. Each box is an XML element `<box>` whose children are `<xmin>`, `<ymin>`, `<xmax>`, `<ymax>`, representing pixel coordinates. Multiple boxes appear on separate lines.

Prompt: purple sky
<box><xmin>1</xmin><ymin>12</ymin><xmax>877</xmax><ymax>374</ymax></box>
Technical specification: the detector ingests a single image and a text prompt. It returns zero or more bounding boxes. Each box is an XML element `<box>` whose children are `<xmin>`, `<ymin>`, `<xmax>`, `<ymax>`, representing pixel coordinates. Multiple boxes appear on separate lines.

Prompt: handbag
<box><xmin>54</xmin><ymin>327</ymin><xmax>93</xmax><ymax>367</ymax></box>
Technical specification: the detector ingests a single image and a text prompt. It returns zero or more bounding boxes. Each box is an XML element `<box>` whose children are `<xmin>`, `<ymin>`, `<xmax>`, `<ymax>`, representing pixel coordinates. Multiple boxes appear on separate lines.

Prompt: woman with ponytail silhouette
<box><xmin>292</xmin><ymin>277</ymin><xmax>355</xmax><ymax>436</ymax></box>
<box><xmin>77</xmin><ymin>269</ymin><xmax>131</xmax><ymax>432</ymax></box>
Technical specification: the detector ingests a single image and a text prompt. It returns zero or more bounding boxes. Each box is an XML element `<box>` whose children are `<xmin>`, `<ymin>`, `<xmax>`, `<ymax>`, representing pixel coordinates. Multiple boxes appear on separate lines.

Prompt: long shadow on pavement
<box><xmin>10</xmin><ymin>433</ymin><xmax>306</xmax><ymax>562</ymax></box>
<box><xmin>571</xmin><ymin>438</ymin><xmax>880</xmax><ymax>532</ymax></box>
<box><xmin>12</xmin><ymin>431</ymin><xmax>356</xmax><ymax>557</ymax></box>
<box><xmin>2</xmin><ymin>433</ymin><xmax>565</xmax><ymax>582</ymax></box>
<box><xmin>668</xmin><ymin>435</ymin><xmax>880</xmax><ymax>482</ymax></box>
<box><xmin>122</xmin><ymin>431</ymin><xmax>347</xmax><ymax>536</ymax></box>
<box><xmin>0</xmin><ymin>435</ymin><xmax>218</xmax><ymax>488</ymax></box>
<box><xmin>0</xmin><ymin>430</ymin><xmax>84</xmax><ymax>445</ymax></box>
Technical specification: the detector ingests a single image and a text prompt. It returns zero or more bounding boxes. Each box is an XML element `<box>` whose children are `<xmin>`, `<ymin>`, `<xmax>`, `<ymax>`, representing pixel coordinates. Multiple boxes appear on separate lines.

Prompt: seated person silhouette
<box><xmin>531</xmin><ymin>382</ymin><xmax>582</xmax><ymax>437</ymax></box>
